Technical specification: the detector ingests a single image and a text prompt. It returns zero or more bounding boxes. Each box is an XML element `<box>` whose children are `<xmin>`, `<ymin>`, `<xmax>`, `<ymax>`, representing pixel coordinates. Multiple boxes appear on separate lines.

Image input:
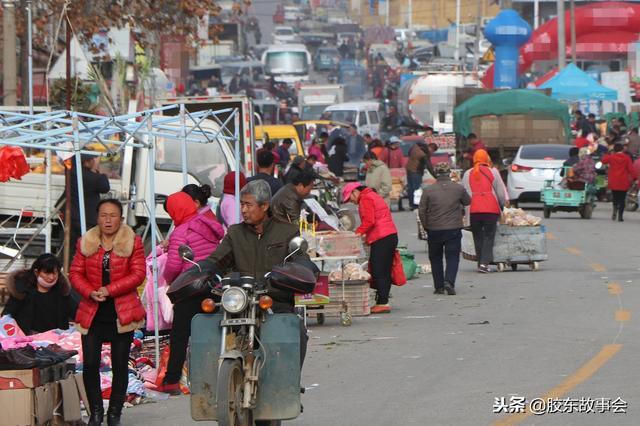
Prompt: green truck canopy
<box><xmin>453</xmin><ymin>89</ymin><xmax>571</xmax><ymax>142</ymax></box>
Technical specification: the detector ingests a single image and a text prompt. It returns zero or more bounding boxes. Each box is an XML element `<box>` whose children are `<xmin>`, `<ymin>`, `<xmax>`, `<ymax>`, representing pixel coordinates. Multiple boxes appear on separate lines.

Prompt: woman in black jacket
<box><xmin>328</xmin><ymin>137</ymin><xmax>349</xmax><ymax>177</ymax></box>
<box><xmin>2</xmin><ymin>254</ymin><xmax>78</xmax><ymax>335</ymax></box>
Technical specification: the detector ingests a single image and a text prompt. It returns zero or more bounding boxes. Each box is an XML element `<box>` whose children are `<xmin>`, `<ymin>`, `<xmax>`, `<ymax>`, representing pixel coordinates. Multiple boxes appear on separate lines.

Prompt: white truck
<box><xmin>262</xmin><ymin>44</ymin><xmax>311</xmax><ymax>85</ymax></box>
<box><xmin>0</xmin><ymin>96</ymin><xmax>254</xmax><ymax>250</ymax></box>
<box><xmin>298</xmin><ymin>84</ymin><xmax>345</xmax><ymax>120</ymax></box>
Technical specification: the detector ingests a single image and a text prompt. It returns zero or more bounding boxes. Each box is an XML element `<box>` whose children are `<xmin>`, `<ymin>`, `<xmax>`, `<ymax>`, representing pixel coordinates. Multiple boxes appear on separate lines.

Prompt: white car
<box><xmin>507</xmin><ymin>144</ymin><xmax>573</xmax><ymax>205</ymax></box>
<box><xmin>272</xmin><ymin>26</ymin><xmax>297</xmax><ymax>44</ymax></box>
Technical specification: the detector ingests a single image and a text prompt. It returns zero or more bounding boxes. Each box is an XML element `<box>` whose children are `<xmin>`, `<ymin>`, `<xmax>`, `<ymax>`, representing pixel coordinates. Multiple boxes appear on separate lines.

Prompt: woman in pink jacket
<box><xmin>160</xmin><ymin>191</ymin><xmax>224</xmax><ymax>394</ymax></box>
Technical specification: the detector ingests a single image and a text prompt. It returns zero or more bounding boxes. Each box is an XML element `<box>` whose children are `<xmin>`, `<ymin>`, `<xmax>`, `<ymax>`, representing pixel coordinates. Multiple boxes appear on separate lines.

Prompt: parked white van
<box><xmin>323</xmin><ymin>101</ymin><xmax>381</xmax><ymax>138</ymax></box>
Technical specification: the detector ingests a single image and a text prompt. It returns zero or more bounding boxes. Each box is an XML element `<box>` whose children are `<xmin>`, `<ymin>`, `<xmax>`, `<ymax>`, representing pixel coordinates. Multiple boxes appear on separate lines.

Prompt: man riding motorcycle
<box><xmin>197</xmin><ymin>180</ymin><xmax>313</xmax><ymax>366</ymax></box>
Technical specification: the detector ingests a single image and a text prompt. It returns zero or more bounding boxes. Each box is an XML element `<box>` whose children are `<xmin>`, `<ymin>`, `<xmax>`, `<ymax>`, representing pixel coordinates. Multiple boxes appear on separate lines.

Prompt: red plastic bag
<box><xmin>0</xmin><ymin>146</ymin><xmax>30</xmax><ymax>182</ymax></box>
<box><xmin>391</xmin><ymin>250</ymin><xmax>407</xmax><ymax>286</ymax></box>
<box><xmin>155</xmin><ymin>346</ymin><xmax>171</xmax><ymax>387</ymax></box>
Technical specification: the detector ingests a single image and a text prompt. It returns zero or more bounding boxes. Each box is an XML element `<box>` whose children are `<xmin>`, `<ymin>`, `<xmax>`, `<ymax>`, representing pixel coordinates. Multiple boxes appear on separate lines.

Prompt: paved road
<box><xmin>248</xmin><ymin>0</ymin><xmax>278</xmax><ymax>44</ymax></box>
<box><xmin>125</xmin><ymin>203</ymin><xmax>640</xmax><ymax>425</ymax></box>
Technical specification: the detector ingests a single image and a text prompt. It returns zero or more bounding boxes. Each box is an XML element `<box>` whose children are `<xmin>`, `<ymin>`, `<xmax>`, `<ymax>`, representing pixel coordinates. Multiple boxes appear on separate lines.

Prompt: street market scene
<box><xmin>1</xmin><ymin>0</ymin><xmax>640</xmax><ymax>425</ymax></box>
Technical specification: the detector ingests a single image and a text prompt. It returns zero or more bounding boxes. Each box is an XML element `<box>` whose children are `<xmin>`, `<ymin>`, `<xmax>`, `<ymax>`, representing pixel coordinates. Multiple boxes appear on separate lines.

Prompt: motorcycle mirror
<box><xmin>178</xmin><ymin>244</ymin><xmax>201</xmax><ymax>272</ymax></box>
<box><xmin>178</xmin><ymin>244</ymin><xmax>195</xmax><ymax>261</ymax></box>
<box><xmin>283</xmin><ymin>237</ymin><xmax>308</xmax><ymax>264</ymax></box>
<box><xmin>288</xmin><ymin>236</ymin><xmax>308</xmax><ymax>255</ymax></box>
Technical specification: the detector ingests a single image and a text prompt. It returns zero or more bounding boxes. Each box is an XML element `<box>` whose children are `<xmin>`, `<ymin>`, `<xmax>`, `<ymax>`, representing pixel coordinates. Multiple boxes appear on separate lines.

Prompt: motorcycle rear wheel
<box><xmin>217</xmin><ymin>359</ymin><xmax>252</xmax><ymax>426</ymax></box>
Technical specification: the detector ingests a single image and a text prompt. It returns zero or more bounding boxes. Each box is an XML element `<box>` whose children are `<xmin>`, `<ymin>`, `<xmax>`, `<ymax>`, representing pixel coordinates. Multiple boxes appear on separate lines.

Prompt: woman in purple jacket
<box><xmin>160</xmin><ymin>191</ymin><xmax>224</xmax><ymax>394</ymax></box>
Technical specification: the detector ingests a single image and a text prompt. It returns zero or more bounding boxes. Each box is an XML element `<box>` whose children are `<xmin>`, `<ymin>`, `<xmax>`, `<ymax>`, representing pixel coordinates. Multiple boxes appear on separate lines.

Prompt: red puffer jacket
<box><xmin>603</xmin><ymin>152</ymin><xmax>635</xmax><ymax>191</ymax></box>
<box><xmin>355</xmin><ymin>188</ymin><xmax>398</xmax><ymax>244</ymax></box>
<box><xmin>70</xmin><ymin>224</ymin><xmax>146</xmax><ymax>333</ymax></box>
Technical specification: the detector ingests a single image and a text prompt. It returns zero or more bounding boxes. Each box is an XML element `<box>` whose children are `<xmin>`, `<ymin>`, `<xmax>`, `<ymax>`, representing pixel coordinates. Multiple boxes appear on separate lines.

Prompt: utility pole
<box><xmin>534</xmin><ymin>0</ymin><xmax>540</xmax><ymax>29</ymax></box>
<box><xmin>27</xmin><ymin>0</ymin><xmax>33</xmax><ymax>114</ymax></box>
<box><xmin>454</xmin><ymin>0</ymin><xmax>461</xmax><ymax>62</ymax></box>
<box><xmin>557</xmin><ymin>0</ymin><xmax>566</xmax><ymax>69</ymax></box>
<box><xmin>408</xmin><ymin>0</ymin><xmax>413</xmax><ymax>30</ymax></box>
<box><xmin>2</xmin><ymin>0</ymin><xmax>17</xmax><ymax>105</ymax></box>
<box><xmin>569</xmin><ymin>0</ymin><xmax>577</xmax><ymax>63</ymax></box>
<box><xmin>474</xmin><ymin>0</ymin><xmax>482</xmax><ymax>72</ymax></box>
<box><xmin>63</xmin><ymin>14</ymin><xmax>72</xmax><ymax>272</ymax></box>
<box><xmin>385</xmin><ymin>0</ymin><xmax>389</xmax><ymax>27</ymax></box>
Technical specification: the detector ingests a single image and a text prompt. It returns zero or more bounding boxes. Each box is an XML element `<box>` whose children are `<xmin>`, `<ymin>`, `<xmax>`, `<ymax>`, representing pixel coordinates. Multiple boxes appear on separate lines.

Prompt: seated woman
<box><xmin>569</xmin><ymin>148</ymin><xmax>597</xmax><ymax>190</ymax></box>
<box><xmin>2</xmin><ymin>253</ymin><xmax>78</xmax><ymax>335</ymax></box>
<box><xmin>160</xmin><ymin>191</ymin><xmax>224</xmax><ymax>395</ymax></box>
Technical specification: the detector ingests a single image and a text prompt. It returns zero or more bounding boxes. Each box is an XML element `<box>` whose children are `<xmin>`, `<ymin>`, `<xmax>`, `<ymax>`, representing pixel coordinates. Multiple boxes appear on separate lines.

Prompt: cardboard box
<box><xmin>0</xmin><ymin>382</ymin><xmax>54</xmax><ymax>425</ymax></box>
<box><xmin>0</xmin><ymin>368</ymin><xmax>42</xmax><ymax>390</ymax></box>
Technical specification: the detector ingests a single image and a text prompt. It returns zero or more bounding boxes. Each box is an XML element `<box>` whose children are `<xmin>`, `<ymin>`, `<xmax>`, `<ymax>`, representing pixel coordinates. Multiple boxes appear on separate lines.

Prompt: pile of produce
<box><xmin>328</xmin><ymin>262</ymin><xmax>371</xmax><ymax>281</ymax></box>
<box><xmin>502</xmin><ymin>208</ymin><xmax>542</xmax><ymax>226</ymax></box>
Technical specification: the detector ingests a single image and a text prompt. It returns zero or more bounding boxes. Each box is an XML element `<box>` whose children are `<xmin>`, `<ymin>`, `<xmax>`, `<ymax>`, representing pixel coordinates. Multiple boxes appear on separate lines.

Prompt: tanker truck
<box><xmin>396</xmin><ymin>73</ymin><xmax>480</xmax><ymax>133</ymax></box>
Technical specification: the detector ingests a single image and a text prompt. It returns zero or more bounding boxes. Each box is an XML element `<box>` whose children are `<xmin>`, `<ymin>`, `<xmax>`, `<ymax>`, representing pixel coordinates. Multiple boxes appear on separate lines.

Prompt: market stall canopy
<box><xmin>539</xmin><ymin>64</ymin><xmax>618</xmax><ymax>102</ymax></box>
<box><xmin>453</xmin><ymin>89</ymin><xmax>571</xmax><ymax>140</ymax></box>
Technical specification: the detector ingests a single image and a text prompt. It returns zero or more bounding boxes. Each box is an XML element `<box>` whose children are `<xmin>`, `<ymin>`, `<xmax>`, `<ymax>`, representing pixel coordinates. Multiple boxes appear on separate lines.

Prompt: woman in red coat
<box><xmin>603</xmin><ymin>143</ymin><xmax>635</xmax><ymax>221</ymax></box>
<box><xmin>70</xmin><ymin>199</ymin><xmax>146</xmax><ymax>426</ymax></box>
<box><xmin>343</xmin><ymin>183</ymin><xmax>398</xmax><ymax>314</ymax></box>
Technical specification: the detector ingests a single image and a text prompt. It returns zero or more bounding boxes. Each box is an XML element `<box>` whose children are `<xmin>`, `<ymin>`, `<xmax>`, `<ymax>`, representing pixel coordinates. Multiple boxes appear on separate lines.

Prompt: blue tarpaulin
<box><xmin>539</xmin><ymin>63</ymin><xmax>618</xmax><ymax>102</ymax></box>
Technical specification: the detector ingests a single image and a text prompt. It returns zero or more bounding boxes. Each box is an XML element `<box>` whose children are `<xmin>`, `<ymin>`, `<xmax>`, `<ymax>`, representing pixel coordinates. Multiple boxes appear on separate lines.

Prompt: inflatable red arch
<box><xmin>482</xmin><ymin>1</ymin><xmax>640</xmax><ymax>88</ymax></box>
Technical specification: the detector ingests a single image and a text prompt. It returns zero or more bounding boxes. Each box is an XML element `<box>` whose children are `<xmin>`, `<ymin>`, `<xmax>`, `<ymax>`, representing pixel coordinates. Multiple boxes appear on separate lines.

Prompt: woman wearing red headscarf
<box><xmin>218</xmin><ymin>172</ymin><xmax>248</xmax><ymax>227</ymax></box>
<box><xmin>160</xmin><ymin>191</ymin><xmax>224</xmax><ymax>394</ymax></box>
<box><xmin>462</xmin><ymin>149</ymin><xmax>507</xmax><ymax>274</ymax></box>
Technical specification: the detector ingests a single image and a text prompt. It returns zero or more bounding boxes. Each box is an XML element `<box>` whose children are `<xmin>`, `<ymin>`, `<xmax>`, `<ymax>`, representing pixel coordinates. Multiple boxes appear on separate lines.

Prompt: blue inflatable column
<box><xmin>484</xmin><ymin>10</ymin><xmax>532</xmax><ymax>89</ymax></box>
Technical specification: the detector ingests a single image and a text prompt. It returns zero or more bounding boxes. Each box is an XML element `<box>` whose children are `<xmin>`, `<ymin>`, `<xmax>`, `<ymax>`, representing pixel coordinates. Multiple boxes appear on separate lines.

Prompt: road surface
<box><xmin>125</xmin><ymin>203</ymin><xmax>640</xmax><ymax>425</ymax></box>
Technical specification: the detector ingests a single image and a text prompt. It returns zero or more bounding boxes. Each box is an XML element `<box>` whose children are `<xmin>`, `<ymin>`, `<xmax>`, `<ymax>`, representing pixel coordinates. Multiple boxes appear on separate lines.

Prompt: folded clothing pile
<box><xmin>0</xmin><ymin>344</ymin><xmax>78</xmax><ymax>370</ymax></box>
<box><xmin>328</xmin><ymin>262</ymin><xmax>371</xmax><ymax>282</ymax></box>
<box><xmin>502</xmin><ymin>208</ymin><xmax>542</xmax><ymax>227</ymax></box>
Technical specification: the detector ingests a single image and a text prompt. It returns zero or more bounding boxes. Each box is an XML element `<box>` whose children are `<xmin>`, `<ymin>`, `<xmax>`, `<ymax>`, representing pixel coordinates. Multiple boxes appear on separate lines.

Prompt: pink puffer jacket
<box><xmin>163</xmin><ymin>213</ymin><xmax>225</xmax><ymax>284</ymax></box>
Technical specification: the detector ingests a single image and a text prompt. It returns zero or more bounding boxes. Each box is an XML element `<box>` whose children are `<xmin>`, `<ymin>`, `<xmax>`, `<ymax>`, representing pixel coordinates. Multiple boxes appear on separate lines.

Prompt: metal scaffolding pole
<box><xmin>557</xmin><ymin>0</ymin><xmax>566</xmax><ymax>69</ymax></box>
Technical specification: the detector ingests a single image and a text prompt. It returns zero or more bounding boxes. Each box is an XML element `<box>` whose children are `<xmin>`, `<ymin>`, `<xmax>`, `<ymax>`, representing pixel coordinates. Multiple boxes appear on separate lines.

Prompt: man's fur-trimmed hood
<box><xmin>80</xmin><ymin>224</ymin><xmax>136</xmax><ymax>258</ymax></box>
<box><xmin>7</xmin><ymin>269</ymin><xmax>71</xmax><ymax>300</ymax></box>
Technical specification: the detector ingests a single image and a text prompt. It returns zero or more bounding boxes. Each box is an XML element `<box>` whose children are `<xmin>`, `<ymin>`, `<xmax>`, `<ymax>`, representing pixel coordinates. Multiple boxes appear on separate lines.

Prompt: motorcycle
<box><xmin>309</xmin><ymin>178</ymin><xmax>357</xmax><ymax>231</ymax></box>
<box><xmin>177</xmin><ymin>239</ymin><xmax>315</xmax><ymax>426</ymax></box>
<box><xmin>593</xmin><ymin>156</ymin><xmax>612</xmax><ymax>202</ymax></box>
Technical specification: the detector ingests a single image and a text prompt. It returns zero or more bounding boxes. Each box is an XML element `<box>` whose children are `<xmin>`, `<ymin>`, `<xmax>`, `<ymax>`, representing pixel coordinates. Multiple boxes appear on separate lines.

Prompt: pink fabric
<box><xmin>220</xmin><ymin>194</ymin><xmax>241</xmax><ymax>227</ymax></box>
<box><xmin>163</xmin><ymin>212</ymin><xmax>224</xmax><ymax>284</ymax></box>
<box><xmin>308</xmin><ymin>144</ymin><xmax>325</xmax><ymax>163</ymax></box>
<box><xmin>144</xmin><ymin>246</ymin><xmax>173</xmax><ymax>331</ymax></box>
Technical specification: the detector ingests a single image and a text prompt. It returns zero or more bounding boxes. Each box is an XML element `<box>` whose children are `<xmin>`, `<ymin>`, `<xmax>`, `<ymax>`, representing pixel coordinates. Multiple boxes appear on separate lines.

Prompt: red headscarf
<box><xmin>223</xmin><ymin>172</ymin><xmax>247</xmax><ymax>195</ymax></box>
<box><xmin>472</xmin><ymin>149</ymin><xmax>492</xmax><ymax>181</ymax></box>
<box><xmin>166</xmin><ymin>192</ymin><xmax>198</xmax><ymax>226</ymax></box>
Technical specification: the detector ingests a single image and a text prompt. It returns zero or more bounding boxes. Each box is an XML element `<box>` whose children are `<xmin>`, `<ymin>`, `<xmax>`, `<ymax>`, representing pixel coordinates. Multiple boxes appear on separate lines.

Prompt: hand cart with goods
<box><xmin>461</xmin><ymin>209</ymin><xmax>548</xmax><ymax>272</ymax></box>
<box><xmin>296</xmin><ymin>230</ymin><xmax>367</xmax><ymax>326</ymax></box>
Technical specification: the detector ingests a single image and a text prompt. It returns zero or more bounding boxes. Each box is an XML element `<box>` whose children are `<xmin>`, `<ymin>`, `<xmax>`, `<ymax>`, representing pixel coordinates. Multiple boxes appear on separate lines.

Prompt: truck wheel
<box><xmin>543</xmin><ymin>206</ymin><xmax>551</xmax><ymax>219</ymax></box>
<box><xmin>511</xmin><ymin>264</ymin><xmax>518</xmax><ymax>271</ymax></box>
<box><xmin>317</xmin><ymin>313</ymin><xmax>325</xmax><ymax>325</ymax></box>
<box><xmin>496</xmin><ymin>263</ymin><xmax>506</xmax><ymax>272</ymax></box>
<box><xmin>530</xmin><ymin>261</ymin><xmax>540</xmax><ymax>271</ymax></box>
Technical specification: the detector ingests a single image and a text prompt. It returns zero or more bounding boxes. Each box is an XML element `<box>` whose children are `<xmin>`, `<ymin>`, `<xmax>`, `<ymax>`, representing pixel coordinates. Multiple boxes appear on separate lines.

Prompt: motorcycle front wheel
<box><xmin>217</xmin><ymin>359</ymin><xmax>252</xmax><ymax>426</ymax></box>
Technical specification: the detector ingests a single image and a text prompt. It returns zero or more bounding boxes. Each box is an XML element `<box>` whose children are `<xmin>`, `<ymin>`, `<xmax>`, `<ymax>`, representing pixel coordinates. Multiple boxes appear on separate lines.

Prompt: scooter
<box><xmin>309</xmin><ymin>179</ymin><xmax>357</xmax><ymax>231</ymax></box>
<box><xmin>178</xmin><ymin>240</ymin><xmax>315</xmax><ymax>425</ymax></box>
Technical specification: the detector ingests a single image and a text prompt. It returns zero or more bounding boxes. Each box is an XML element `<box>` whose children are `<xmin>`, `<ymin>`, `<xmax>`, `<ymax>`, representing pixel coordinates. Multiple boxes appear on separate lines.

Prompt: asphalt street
<box><xmin>125</xmin><ymin>202</ymin><xmax>640</xmax><ymax>425</ymax></box>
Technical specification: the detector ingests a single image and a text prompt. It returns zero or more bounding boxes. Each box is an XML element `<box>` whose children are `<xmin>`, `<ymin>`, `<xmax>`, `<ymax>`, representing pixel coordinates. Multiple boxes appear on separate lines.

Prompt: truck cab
<box><xmin>323</xmin><ymin>101</ymin><xmax>381</xmax><ymax>138</ymax></box>
<box><xmin>262</xmin><ymin>44</ymin><xmax>311</xmax><ymax>85</ymax></box>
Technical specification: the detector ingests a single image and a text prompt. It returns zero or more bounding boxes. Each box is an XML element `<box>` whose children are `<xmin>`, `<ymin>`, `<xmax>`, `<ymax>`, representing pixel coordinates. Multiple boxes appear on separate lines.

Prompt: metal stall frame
<box><xmin>0</xmin><ymin>104</ymin><xmax>241</xmax><ymax>364</ymax></box>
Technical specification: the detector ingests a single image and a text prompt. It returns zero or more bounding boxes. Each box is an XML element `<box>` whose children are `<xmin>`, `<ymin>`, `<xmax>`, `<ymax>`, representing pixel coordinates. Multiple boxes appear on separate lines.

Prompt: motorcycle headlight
<box><xmin>221</xmin><ymin>287</ymin><xmax>248</xmax><ymax>314</ymax></box>
<box><xmin>595</xmin><ymin>161</ymin><xmax>603</xmax><ymax>170</ymax></box>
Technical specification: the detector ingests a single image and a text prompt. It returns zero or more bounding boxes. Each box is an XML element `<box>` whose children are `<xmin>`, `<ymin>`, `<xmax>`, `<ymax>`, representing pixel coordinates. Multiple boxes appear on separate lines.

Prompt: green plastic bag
<box><xmin>399</xmin><ymin>249</ymin><xmax>418</xmax><ymax>280</ymax></box>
